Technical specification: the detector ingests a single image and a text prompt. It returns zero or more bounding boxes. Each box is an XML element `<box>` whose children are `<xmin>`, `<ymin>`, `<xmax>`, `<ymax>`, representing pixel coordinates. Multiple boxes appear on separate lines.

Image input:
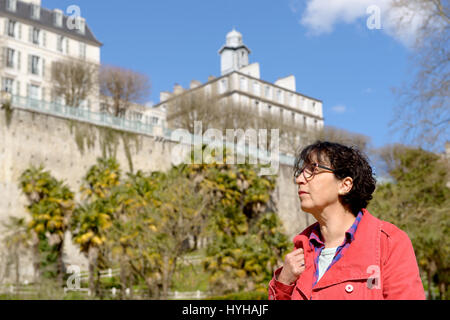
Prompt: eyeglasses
<box><xmin>294</xmin><ymin>162</ymin><xmax>335</xmax><ymax>182</ymax></box>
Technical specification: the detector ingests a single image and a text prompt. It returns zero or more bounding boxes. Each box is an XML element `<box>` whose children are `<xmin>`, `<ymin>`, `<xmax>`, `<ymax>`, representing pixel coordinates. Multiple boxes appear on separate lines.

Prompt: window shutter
<box><xmin>66</xmin><ymin>39</ymin><xmax>69</xmax><ymax>55</ymax></box>
<box><xmin>2</xmin><ymin>47</ymin><xmax>6</xmax><ymax>68</ymax></box>
<box><xmin>28</xmin><ymin>54</ymin><xmax>31</xmax><ymax>74</ymax></box>
<box><xmin>43</xmin><ymin>31</ymin><xmax>47</xmax><ymax>47</ymax></box>
<box><xmin>42</xmin><ymin>87</ymin><xmax>46</xmax><ymax>101</ymax></box>
<box><xmin>28</xmin><ymin>26</ymin><xmax>32</xmax><ymax>42</ymax></box>
<box><xmin>17</xmin><ymin>51</ymin><xmax>21</xmax><ymax>71</ymax></box>
<box><xmin>16</xmin><ymin>81</ymin><xmax>20</xmax><ymax>96</ymax></box>
<box><xmin>18</xmin><ymin>23</ymin><xmax>22</xmax><ymax>40</ymax></box>
<box><xmin>42</xmin><ymin>58</ymin><xmax>45</xmax><ymax>77</ymax></box>
<box><xmin>4</xmin><ymin>19</ymin><xmax>8</xmax><ymax>36</ymax></box>
<box><xmin>27</xmin><ymin>83</ymin><xmax>30</xmax><ymax>98</ymax></box>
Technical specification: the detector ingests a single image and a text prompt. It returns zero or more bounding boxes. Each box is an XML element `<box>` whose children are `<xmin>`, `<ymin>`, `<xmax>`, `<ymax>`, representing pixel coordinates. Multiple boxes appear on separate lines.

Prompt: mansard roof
<box><xmin>0</xmin><ymin>0</ymin><xmax>102</xmax><ymax>46</ymax></box>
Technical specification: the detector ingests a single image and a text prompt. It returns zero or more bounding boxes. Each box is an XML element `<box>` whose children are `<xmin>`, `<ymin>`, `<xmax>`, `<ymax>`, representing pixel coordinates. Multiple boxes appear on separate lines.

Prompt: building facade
<box><xmin>154</xmin><ymin>29</ymin><xmax>324</xmax><ymax>154</ymax></box>
<box><xmin>0</xmin><ymin>0</ymin><xmax>165</xmax><ymax>127</ymax></box>
<box><xmin>0</xmin><ymin>0</ymin><xmax>102</xmax><ymax>109</ymax></box>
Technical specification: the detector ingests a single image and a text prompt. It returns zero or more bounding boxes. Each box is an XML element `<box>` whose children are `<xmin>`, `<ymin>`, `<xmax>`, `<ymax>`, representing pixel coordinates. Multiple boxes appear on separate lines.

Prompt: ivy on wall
<box><xmin>1</xmin><ymin>101</ymin><xmax>14</xmax><ymax>127</ymax></box>
<box><xmin>66</xmin><ymin>120</ymin><xmax>143</xmax><ymax>173</ymax></box>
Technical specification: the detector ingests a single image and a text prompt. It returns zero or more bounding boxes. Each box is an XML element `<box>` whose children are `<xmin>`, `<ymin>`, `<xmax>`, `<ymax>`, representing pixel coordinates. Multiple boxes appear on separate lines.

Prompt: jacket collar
<box><xmin>292</xmin><ymin>209</ymin><xmax>382</xmax><ymax>297</ymax></box>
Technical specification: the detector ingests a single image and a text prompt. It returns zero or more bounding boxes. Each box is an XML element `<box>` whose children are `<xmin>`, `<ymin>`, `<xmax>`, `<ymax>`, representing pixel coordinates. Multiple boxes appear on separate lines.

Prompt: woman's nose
<box><xmin>295</xmin><ymin>173</ymin><xmax>306</xmax><ymax>184</ymax></box>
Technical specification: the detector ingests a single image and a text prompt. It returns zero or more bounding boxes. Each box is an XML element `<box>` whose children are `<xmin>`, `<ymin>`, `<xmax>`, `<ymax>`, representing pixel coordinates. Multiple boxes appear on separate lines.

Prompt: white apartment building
<box><xmin>0</xmin><ymin>0</ymin><xmax>166</xmax><ymax>129</ymax></box>
<box><xmin>154</xmin><ymin>29</ymin><xmax>324</xmax><ymax>149</ymax></box>
<box><xmin>0</xmin><ymin>0</ymin><xmax>102</xmax><ymax>109</ymax></box>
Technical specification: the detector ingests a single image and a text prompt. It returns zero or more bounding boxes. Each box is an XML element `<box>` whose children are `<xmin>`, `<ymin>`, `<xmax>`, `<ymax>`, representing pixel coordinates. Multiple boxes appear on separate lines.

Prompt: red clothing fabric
<box><xmin>268</xmin><ymin>209</ymin><xmax>426</xmax><ymax>300</ymax></box>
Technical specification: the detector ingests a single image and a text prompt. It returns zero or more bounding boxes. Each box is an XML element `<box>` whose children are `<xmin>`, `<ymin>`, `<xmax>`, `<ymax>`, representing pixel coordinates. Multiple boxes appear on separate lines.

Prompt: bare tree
<box><xmin>99</xmin><ymin>65</ymin><xmax>151</xmax><ymax>118</ymax></box>
<box><xmin>51</xmin><ymin>59</ymin><xmax>97</xmax><ymax>108</ymax></box>
<box><xmin>390</xmin><ymin>0</ymin><xmax>449</xmax><ymax>150</ymax></box>
<box><xmin>166</xmin><ymin>89</ymin><xmax>220</xmax><ymax>134</ymax></box>
<box><xmin>313</xmin><ymin>125</ymin><xmax>371</xmax><ymax>153</ymax></box>
<box><xmin>166</xmin><ymin>90</ymin><xmax>321</xmax><ymax>154</ymax></box>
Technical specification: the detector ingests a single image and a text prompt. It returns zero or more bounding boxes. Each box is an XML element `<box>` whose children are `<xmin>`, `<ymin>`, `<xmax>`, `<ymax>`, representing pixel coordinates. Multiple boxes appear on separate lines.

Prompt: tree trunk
<box><xmin>119</xmin><ymin>249</ymin><xmax>128</xmax><ymax>300</ymax></box>
<box><xmin>14</xmin><ymin>248</ymin><xmax>20</xmax><ymax>287</ymax></box>
<box><xmin>427</xmin><ymin>269</ymin><xmax>433</xmax><ymax>300</ymax></box>
<box><xmin>439</xmin><ymin>282</ymin><xmax>446</xmax><ymax>300</ymax></box>
<box><xmin>161</xmin><ymin>255</ymin><xmax>170</xmax><ymax>299</ymax></box>
<box><xmin>32</xmin><ymin>241</ymin><xmax>41</xmax><ymax>283</ymax></box>
<box><xmin>56</xmin><ymin>241</ymin><xmax>65</xmax><ymax>286</ymax></box>
<box><xmin>88</xmin><ymin>246</ymin><xmax>99</xmax><ymax>298</ymax></box>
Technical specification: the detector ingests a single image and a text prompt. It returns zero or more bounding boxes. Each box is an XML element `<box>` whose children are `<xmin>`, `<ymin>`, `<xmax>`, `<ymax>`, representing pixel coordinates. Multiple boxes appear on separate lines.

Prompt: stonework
<box><xmin>0</xmin><ymin>106</ymin><xmax>311</xmax><ymax>282</ymax></box>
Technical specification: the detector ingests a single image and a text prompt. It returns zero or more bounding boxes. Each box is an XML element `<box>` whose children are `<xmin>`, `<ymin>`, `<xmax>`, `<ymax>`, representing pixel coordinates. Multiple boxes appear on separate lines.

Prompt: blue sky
<box><xmin>43</xmin><ymin>0</ymin><xmax>415</xmax><ymax>150</ymax></box>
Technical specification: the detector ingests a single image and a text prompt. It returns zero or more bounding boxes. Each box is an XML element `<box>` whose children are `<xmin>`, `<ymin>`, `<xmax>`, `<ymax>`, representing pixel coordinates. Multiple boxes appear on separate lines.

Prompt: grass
<box><xmin>171</xmin><ymin>251</ymin><xmax>210</xmax><ymax>293</ymax></box>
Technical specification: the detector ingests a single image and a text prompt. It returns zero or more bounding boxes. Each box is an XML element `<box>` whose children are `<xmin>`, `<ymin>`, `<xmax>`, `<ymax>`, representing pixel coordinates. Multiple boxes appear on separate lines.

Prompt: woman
<box><xmin>268</xmin><ymin>141</ymin><xmax>425</xmax><ymax>300</ymax></box>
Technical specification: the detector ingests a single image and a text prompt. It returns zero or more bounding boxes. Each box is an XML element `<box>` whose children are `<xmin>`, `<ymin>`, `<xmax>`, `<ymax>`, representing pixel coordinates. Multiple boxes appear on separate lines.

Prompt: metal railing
<box><xmin>6</xmin><ymin>94</ymin><xmax>296</xmax><ymax>166</ymax></box>
<box><xmin>10</xmin><ymin>95</ymin><xmax>161</xmax><ymax>137</ymax></box>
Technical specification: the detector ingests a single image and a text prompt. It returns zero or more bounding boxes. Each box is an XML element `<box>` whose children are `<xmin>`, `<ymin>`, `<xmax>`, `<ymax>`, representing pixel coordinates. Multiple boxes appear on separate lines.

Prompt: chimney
<box><xmin>76</xmin><ymin>16</ymin><xmax>86</xmax><ymax>34</ymax></box>
<box><xmin>190</xmin><ymin>80</ymin><xmax>202</xmax><ymax>89</ymax></box>
<box><xmin>173</xmin><ymin>84</ymin><xmax>184</xmax><ymax>95</ymax></box>
<box><xmin>160</xmin><ymin>91</ymin><xmax>172</xmax><ymax>102</ymax></box>
<box><xmin>53</xmin><ymin>9</ymin><xmax>63</xmax><ymax>27</ymax></box>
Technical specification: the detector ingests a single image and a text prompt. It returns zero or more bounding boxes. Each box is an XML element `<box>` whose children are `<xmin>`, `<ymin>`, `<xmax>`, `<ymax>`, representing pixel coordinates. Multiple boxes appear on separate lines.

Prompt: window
<box><xmin>7</xmin><ymin>0</ymin><xmax>17</xmax><ymax>12</ymax></box>
<box><xmin>253</xmin><ymin>81</ymin><xmax>260</xmax><ymax>95</ymax></box>
<box><xmin>57</xmin><ymin>36</ymin><xmax>65</xmax><ymax>53</ymax></box>
<box><xmin>303</xmin><ymin>116</ymin><xmax>307</xmax><ymax>128</ymax></box>
<box><xmin>79</xmin><ymin>43</ymin><xmax>86</xmax><ymax>59</ymax></box>
<box><xmin>240</xmin><ymin>77</ymin><xmax>247</xmax><ymax>91</ymax></box>
<box><xmin>289</xmin><ymin>93</ymin><xmax>294</xmax><ymax>105</ymax></box>
<box><xmin>6</xmin><ymin>48</ymin><xmax>15</xmax><ymax>68</ymax></box>
<box><xmin>29</xmin><ymin>84</ymin><xmax>40</xmax><ymax>100</ymax></box>
<box><xmin>31</xmin><ymin>4</ymin><xmax>40</xmax><ymax>20</ymax></box>
<box><xmin>219</xmin><ymin>79</ymin><xmax>228</xmax><ymax>93</ymax></box>
<box><xmin>292</xmin><ymin>112</ymin><xmax>295</xmax><ymax>122</ymax></box>
<box><xmin>31</xmin><ymin>55</ymin><xmax>40</xmax><ymax>75</ymax></box>
<box><xmin>265</xmin><ymin>86</ymin><xmax>271</xmax><ymax>98</ymax></box>
<box><xmin>32</xmin><ymin>28</ymin><xmax>40</xmax><ymax>45</ymax></box>
<box><xmin>7</xmin><ymin>20</ymin><xmax>16</xmax><ymax>38</ymax></box>
<box><xmin>151</xmin><ymin>116</ymin><xmax>159</xmax><ymax>125</ymax></box>
<box><xmin>3</xmin><ymin>78</ymin><xmax>14</xmax><ymax>94</ymax></box>
<box><xmin>54</xmin><ymin>94</ymin><xmax>64</xmax><ymax>105</ymax></box>
<box><xmin>277</xmin><ymin>90</ymin><xmax>283</xmax><ymax>103</ymax></box>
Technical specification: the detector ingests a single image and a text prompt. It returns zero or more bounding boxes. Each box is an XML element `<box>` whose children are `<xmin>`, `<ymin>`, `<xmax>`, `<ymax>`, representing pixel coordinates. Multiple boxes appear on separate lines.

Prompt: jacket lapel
<box><xmin>292</xmin><ymin>233</ymin><xmax>315</xmax><ymax>299</ymax></box>
<box><xmin>312</xmin><ymin>209</ymin><xmax>382</xmax><ymax>290</ymax></box>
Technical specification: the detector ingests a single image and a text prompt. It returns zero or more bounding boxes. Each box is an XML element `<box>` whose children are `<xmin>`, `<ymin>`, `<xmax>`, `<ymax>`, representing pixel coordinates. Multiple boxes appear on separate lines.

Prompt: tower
<box><xmin>219</xmin><ymin>29</ymin><xmax>251</xmax><ymax>76</ymax></box>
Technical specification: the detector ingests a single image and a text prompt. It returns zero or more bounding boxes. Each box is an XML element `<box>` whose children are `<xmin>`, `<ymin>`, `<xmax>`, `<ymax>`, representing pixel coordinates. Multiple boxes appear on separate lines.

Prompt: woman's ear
<box><xmin>338</xmin><ymin>177</ymin><xmax>353</xmax><ymax>196</ymax></box>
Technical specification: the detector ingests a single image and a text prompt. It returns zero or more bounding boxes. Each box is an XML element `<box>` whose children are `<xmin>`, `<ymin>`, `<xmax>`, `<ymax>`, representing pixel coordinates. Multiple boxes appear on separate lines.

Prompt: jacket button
<box><xmin>345</xmin><ymin>285</ymin><xmax>354</xmax><ymax>293</ymax></box>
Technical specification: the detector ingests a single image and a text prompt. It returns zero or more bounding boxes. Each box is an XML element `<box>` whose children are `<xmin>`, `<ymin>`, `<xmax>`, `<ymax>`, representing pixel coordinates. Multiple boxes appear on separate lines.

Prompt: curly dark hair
<box><xmin>294</xmin><ymin>141</ymin><xmax>377</xmax><ymax>216</ymax></box>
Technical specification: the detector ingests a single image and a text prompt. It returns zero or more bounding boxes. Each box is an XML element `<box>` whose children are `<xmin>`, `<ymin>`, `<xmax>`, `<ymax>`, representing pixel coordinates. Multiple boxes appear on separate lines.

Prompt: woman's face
<box><xmin>295</xmin><ymin>156</ymin><xmax>342</xmax><ymax>215</ymax></box>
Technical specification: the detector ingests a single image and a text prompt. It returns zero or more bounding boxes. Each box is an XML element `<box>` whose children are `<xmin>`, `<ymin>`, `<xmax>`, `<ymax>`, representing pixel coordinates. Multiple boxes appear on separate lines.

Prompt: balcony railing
<box><xmin>10</xmin><ymin>95</ymin><xmax>162</xmax><ymax>137</ymax></box>
<box><xmin>5</xmin><ymin>94</ymin><xmax>296</xmax><ymax>167</ymax></box>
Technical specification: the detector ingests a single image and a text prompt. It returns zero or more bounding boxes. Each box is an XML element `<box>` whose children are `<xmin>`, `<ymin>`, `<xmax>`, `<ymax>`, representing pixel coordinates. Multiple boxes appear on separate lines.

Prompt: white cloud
<box><xmin>295</xmin><ymin>0</ymin><xmax>438</xmax><ymax>47</ymax></box>
<box><xmin>331</xmin><ymin>104</ymin><xmax>347</xmax><ymax>113</ymax></box>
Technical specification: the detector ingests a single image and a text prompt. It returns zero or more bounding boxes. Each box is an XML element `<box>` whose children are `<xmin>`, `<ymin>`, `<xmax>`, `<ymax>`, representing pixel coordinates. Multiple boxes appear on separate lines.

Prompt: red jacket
<box><xmin>268</xmin><ymin>209</ymin><xmax>425</xmax><ymax>300</ymax></box>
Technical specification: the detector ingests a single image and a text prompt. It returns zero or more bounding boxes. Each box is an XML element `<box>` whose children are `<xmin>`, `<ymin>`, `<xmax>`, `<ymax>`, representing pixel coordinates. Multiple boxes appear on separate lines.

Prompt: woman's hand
<box><xmin>277</xmin><ymin>248</ymin><xmax>306</xmax><ymax>285</ymax></box>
